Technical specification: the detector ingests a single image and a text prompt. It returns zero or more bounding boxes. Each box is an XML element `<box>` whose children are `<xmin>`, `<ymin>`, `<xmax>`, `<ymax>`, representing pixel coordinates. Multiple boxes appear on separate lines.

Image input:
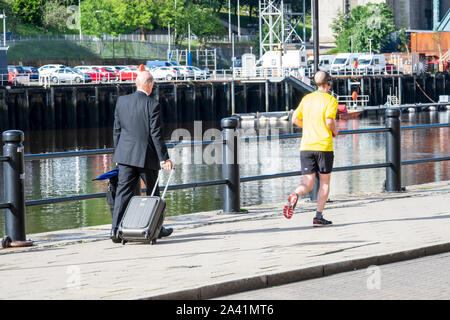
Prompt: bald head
<box><xmin>136</xmin><ymin>71</ymin><xmax>154</xmax><ymax>89</ymax></box>
<box><xmin>314</xmin><ymin>71</ymin><xmax>330</xmax><ymax>87</ymax></box>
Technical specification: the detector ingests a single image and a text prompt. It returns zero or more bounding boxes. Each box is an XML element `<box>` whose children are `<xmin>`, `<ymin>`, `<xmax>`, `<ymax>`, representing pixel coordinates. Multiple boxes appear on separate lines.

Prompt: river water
<box><xmin>1</xmin><ymin>110</ymin><xmax>449</xmax><ymax>235</ymax></box>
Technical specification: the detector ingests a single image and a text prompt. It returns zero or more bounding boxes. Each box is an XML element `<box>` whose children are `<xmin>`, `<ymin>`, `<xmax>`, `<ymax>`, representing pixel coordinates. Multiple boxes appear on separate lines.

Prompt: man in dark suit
<box><xmin>111</xmin><ymin>71</ymin><xmax>174</xmax><ymax>243</ymax></box>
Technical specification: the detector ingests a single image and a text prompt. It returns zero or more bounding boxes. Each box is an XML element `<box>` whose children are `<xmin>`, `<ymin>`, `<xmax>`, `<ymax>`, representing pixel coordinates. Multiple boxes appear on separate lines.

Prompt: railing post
<box><xmin>221</xmin><ymin>117</ymin><xmax>242</xmax><ymax>214</ymax></box>
<box><xmin>2</xmin><ymin>130</ymin><xmax>27</xmax><ymax>242</ymax></box>
<box><xmin>385</xmin><ymin>108</ymin><xmax>402</xmax><ymax>192</ymax></box>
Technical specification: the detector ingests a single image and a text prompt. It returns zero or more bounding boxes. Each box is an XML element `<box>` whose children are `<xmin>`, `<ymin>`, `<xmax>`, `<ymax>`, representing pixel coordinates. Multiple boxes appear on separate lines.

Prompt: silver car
<box><xmin>49</xmin><ymin>68</ymin><xmax>92</xmax><ymax>83</ymax></box>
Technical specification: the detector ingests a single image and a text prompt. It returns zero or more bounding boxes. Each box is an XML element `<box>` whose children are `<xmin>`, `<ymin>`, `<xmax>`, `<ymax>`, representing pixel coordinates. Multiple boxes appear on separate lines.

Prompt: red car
<box><xmin>8</xmin><ymin>66</ymin><xmax>26</xmax><ymax>83</ymax></box>
<box><xmin>91</xmin><ymin>67</ymin><xmax>117</xmax><ymax>82</ymax></box>
<box><xmin>118</xmin><ymin>67</ymin><xmax>138</xmax><ymax>81</ymax></box>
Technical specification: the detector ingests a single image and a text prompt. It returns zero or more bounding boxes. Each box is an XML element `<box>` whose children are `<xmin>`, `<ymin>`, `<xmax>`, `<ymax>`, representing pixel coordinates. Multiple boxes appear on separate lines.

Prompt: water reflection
<box><xmin>0</xmin><ymin>111</ymin><xmax>449</xmax><ymax>235</ymax></box>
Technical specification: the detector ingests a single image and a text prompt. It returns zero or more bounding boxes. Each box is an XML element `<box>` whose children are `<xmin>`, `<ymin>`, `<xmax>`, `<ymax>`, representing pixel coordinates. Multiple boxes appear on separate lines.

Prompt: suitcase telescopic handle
<box><xmin>151</xmin><ymin>167</ymin><xmax>175</xmax><ymax>199</ymax></box>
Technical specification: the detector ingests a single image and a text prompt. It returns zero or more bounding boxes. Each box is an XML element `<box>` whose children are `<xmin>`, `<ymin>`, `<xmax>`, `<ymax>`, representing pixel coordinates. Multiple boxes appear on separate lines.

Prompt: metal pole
<box><xmin>312</xmin><ymin>0</ymin><xmax>319</xmax><ymax>74</ymax></box>
<box><xmin>2</xmin><ymin>10</ymin><xmax>5</xmax><ymax>47</ymax></box>
<box><xmin>221</xmin><ymin>117</ymin><xmax>242</xmax><ymax>214</ymax></box>
<box><xmin>238</xmin><ymin>0</ymin><xmax>241</xmax><ymax>40</ymax></box>
<box><xmin>78</xmin><ymin>0</ymin><xmax>82</xmax><ymax>41</ymax></box>
<box><xmin>231</xmin><ymin>81</ymin><xmax>235</xmax><ymax>114</ymax></box>
<box><xmin>168</xmin><ymin>23</ymin><xmax>171</xmax><ymax>61</ymax></box>
<box><xmin>303</xmin><ymin>0</ymin><xmax>306</xmax><ymax>43</ymax></box>
<box><xmin>259</xmin><ymin>0</ymin><xmax>262</xmax><ymax>58</ymax></box>
<box><xmin>228</xmin><ymin>0</ymin><xmax>232</xmax><ymax>42</ymax></box>
<box><xmin>385</xmin><ymin>108</ymin><xmax>402</xmax><ymax>192</ymax></box>
<box><xmin>2</xmin><ymin>130</ymin><xmax>26</xmax><ymax>241</ymax></box>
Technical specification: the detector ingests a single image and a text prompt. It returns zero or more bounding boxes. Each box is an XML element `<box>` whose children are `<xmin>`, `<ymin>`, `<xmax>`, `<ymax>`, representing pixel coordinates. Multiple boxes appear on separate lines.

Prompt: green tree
<box><xmin>12</xmin><ymin>0</ymin><xmax>44</xmax><ymax>26</ymax></box>
<box><xmin>42</xmin><ymin>0</ymin><xmax>70</xmax><ymax>33</ymax></box>
<box><xmin>113</xmin><ymin>0</ymin><xmax>157</xmax><ymax>40</ymax></box>
<box><xmin>176</xmin><ymin>4</ymin><xmax>225</xmax><ymax>48</ymax></box>
<box><xmin>331</xmin><ymin>3</ymin><xmax>396</xmax><ymax>53</ymax></box>
<box><xmin>81</xmin><ymin>0</ymin><xmax>120</xmax><ymax>37</ymax></box>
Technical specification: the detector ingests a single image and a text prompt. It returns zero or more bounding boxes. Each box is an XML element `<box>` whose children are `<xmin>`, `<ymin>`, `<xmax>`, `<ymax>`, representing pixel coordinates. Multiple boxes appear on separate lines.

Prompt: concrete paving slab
<box><xmin>0</xmin><ymin>181</ymin><xmax>449</xmax><ymax>300</ymax></box>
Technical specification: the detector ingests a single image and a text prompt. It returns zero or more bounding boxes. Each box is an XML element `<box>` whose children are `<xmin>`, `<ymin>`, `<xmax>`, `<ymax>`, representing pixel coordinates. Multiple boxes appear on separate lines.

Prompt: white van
<box><xmin>356</xmin><ymin>54</ymin><xmax>386</xmax><ymax>74</ymax></box>
<box><xmin>330</xmin><ymin>53</ymin><xmax>361</xmax><ymax>74</ymax></box>
<box><xmin>307</xmin><ymin>55</ymin><xmax>334</xmax><ymax>73</ymax></box>
<box><xmin>318</xmin><ymin>55</ymin><xmax>335</xmax><ymax>72</ymax></box>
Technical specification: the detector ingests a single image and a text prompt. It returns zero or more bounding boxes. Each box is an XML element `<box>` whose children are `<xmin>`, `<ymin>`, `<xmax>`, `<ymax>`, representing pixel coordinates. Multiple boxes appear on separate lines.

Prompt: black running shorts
<box><xmin>300</xmin><ymin>151</ymin><xmax>334</xmax><ymax>174</ymax></box>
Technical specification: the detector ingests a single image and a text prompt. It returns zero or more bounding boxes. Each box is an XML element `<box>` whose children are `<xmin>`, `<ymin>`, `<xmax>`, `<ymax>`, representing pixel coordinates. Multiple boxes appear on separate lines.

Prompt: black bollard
<box><xmin>2</xmin><ymin>130</ymin><xmax>26</xmax><ymax>241</ymax></box>
<box><xmin>221</xmin><ymin>117</ymin><xmax>242</xmax><ymax>214</ymax></box>
<box><xmin>385</xmin><ymin>108</ymin><xmax>402</xmax><ymax>192</ymax></box>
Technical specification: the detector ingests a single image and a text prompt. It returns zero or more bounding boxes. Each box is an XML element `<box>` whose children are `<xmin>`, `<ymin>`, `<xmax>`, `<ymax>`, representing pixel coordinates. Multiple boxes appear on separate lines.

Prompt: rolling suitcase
<box><xmin>118</xmin><ymin>169</ymin><xmax>174</xmax><ymax>245</ymax></box>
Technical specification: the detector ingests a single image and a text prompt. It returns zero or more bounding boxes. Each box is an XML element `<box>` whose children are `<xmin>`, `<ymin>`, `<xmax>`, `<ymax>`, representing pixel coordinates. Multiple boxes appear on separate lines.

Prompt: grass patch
<box><xmin>326</xmin><ymin>47</ymin><xmax>340</xmax><ymax>54</ymax></box>
<box><xmin>8</xmin><ymin>40</ymin><xmax>99</xmax><ymax>60</ymax></box>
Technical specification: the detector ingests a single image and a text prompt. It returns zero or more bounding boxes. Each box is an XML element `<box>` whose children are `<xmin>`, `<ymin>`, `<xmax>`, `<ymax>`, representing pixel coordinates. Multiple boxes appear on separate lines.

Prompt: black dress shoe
<box><xmin>158</xmin><ymin>226</ymin><xmax>173</xmax><ymax>239</ymax></box>
<box><xmin>111</xmin><ymin>236</ymin><xmax>122</xmax><ymax>243</ymax></box>
<box><xmin>110</xmin><ymin>229</ymin><xmax>121</xmax><ymax>243</ymax></box>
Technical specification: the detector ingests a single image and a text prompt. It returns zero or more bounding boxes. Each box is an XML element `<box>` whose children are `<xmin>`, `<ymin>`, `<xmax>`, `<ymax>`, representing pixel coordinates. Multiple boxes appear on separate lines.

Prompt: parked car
<box><xmin>73</xmin><ymin>66</ymin><xmax>97</xmax><ymax>74</ymax></box>
<box><xmin>118</xmin><ymin>67</ymin><xmax>138</xmax><ymax>81</ymax></box>
<box><xmin>74</xmin><ymin>67</ymin><xmax>104</xmax><ymax>82</ymax></box>
<box><xmin>8</xmin><ymin>66</ymin><xmax>28</xmax><ymax>84</ymax></box>
<box><xmin>173</xmin><ymin>66</ymin><xmax>195</xmax><ymax>79</ymax></box>
<box><xmin>38</xmin><ymin>64</ymin><xmax>66</xmax><ymax>76</ymax></box>
<box><xmin>191</xmin><ymin>66</ymin><xmax>208</xmax><ymax>79</ymax></box>
<box><xmin>149</xmin><ymin>66</ymin><xmax>178</xmax><ymax>81</ymax></box>
<box><xmin>104</xmin><ymin>66</ymin><xmax>126</xmax><ymax>77</ymax></box>
<box><xmin>49</xmin><ymin>68</ymin><xmax>92</xmax><ymax>83</ymax></box>
<box><xmin>330</xmin><ymin>53</ymin><xmax>361</xmax><ymax>74</ymax></box>
<box><xmin>146</xmin><ymin>60</ymin><xmax>180</xmax><ymax>68</ymax></box>
<box><xmin>22</xmin><ymin>66</ymin><xmax>39</xmax><ymax>81</ymax></box>
<box><xmin>91</xmin><ymin>67</ymin><xmax>117</xmax><ymax>82</ymax></box>
<box><xmin>356</xmin><ymin>54</ymin><xmax>386</xmax><ymax>74</ymax></box>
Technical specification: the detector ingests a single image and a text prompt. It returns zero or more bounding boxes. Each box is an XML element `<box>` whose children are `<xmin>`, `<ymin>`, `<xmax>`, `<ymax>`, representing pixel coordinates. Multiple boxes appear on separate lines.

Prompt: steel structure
<box><xmin>258</xmin><ymin>0</ymin><xmax>306</xmax><ymax>58</ymax></box>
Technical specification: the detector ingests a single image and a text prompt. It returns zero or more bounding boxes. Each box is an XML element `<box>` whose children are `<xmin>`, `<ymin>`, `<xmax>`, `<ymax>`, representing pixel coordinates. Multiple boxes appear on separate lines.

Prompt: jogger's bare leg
<box><xmin>294</xmin><ymin>173</ymin><xmax>316</xmax><ymax>196</ymax></box>
<box><xmin>317</xmin><ymin>173</ymin><xmax>331</xmax><ymax>212</ymax></box>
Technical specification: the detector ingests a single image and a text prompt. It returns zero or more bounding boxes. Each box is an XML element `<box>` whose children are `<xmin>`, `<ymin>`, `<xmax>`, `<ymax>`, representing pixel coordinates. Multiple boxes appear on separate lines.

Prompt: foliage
<box><xmin>331</xmin><ymin>3</ymin><xmax>396</xmax><ymax>53</ymax></box>
<box><xmin>42</xmin><ymin>0</ymin><xmax>69</xmax><ymax>33</ymax></box>
<box><xmin>175</xmin><ymin>4</ymin><xmax>225</xmax><ymax>47</ymax></box>
<box><xmin>80</xmin><ymin>0</ymin><xmax>223</xmax><ymax>46</ymax></box>
<box><xmin>12</xmin><ymin>0</ymin><xmax>44</xmax><ymax>26</ymax></box>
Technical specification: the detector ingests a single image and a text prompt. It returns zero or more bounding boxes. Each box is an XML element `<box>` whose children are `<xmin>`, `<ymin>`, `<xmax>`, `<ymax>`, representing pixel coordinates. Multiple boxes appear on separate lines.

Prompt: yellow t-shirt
<box><xmin>293</xmin><ymin>91</ymin><xmax>338</xmax><ymax>152</ymax></box>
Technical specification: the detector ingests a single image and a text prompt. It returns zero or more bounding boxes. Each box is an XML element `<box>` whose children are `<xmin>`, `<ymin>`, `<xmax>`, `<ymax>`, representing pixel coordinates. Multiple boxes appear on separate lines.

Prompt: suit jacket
<box><xmin>113</xmin><ymin>91</ymin><xmax>169</xmax><ymax>170</ymax></box>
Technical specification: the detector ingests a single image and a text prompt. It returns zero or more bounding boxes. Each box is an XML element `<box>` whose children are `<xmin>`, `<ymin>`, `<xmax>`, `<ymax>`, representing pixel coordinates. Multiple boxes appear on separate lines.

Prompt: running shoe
<box><xmin>283</xmin><ymin>193</ymin><xmax>298</xmax><ymax>219</ymax></box>
<box><xmin>313</xmin><ymin>217</ymin><xmax>333</xmax><ymax>227</ymax></box>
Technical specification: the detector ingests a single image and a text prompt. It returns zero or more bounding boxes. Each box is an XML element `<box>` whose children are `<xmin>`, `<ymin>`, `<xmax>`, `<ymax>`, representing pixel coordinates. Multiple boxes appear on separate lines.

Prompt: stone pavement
<box><xmin>0</xmin><ymin>181</ymin><xmax>449</xmax><ymax>300</ymax></box>
<box><xmin>218</xmin><ymin>252</ymin><xmax>450</xmax><ymax>300</ymax></box>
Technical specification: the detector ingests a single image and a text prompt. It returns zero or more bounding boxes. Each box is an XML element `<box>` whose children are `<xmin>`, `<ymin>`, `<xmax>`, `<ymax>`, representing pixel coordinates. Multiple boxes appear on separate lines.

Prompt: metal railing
<box><xmin>7</xmin><ymin>33</ymin><xmax>257</xmax><ymax>44</ymax></box>
<box><xmin>305</xmin><ymin>65</ymin><xmax>408</xmax><ymax>78</ymax></box>
<box><xmin>1</xmin><ymin>112</ymin><xmax>449</xmax><ymax>245</ymax></box>
<box><xmin>337</xmin><ymin>95</ymin><xmax>370</xmax><ymax>108</ymax></box>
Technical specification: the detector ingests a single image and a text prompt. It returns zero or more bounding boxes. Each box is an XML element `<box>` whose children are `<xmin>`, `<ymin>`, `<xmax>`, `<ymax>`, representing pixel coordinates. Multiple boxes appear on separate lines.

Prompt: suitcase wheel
<box><xmin>121</xmin><ymin>239</ymin><xmax>128</xmax><ymax>245</ymax></box>
<box><xmin>151</xmin><ymin>239</ymin><xmax>157</xmax><ymax>245</ymax></box>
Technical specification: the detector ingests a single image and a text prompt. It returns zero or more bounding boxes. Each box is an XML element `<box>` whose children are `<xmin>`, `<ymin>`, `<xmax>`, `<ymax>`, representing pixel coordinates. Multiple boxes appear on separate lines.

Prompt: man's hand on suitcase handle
<box><xmin>162</xmin><ymin>159</ymin><xmax>174</xmax><ymax>171</ymax></box>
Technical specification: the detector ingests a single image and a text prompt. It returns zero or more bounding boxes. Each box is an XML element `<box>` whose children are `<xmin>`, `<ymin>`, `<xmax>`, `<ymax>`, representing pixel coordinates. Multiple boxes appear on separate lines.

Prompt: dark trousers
<box><xmin>111</xmin><ymin>164</ymin><xmax>159</xmax><ymax>233</ymax></box>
